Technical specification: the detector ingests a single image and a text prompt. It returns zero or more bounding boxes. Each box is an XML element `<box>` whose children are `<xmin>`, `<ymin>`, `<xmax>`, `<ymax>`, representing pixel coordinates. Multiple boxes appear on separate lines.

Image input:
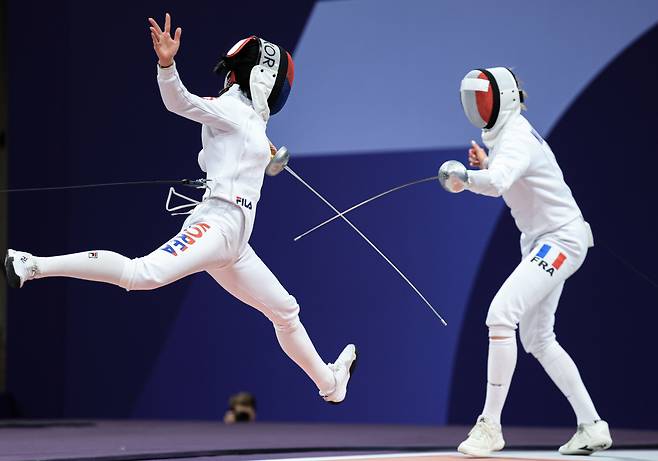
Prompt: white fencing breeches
<box><xmin>33</xmin><ymin>199</ymin><xmax>336</xmax><ymax>392</ymax></box>
<box><xmin>481</xmin><ymin>217</ymin><xmax>601</xmax><ymax>424</ymax></box>
<box><xmin>486</xmin><ymin>217</ymin><xmax>590</xmax><ymax>354</ymax></box>
<box><xmin>36</xmin><ymin>199</ymin><xmax>299</xmax><ymax>324</ymax></box>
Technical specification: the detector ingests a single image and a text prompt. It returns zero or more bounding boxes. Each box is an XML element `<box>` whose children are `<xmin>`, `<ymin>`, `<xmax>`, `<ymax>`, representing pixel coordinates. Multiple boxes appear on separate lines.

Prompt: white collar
<box><xmin>481</xmin><ymin>107</ymin><xmax>521</xmax><ymax>149</ymax></box>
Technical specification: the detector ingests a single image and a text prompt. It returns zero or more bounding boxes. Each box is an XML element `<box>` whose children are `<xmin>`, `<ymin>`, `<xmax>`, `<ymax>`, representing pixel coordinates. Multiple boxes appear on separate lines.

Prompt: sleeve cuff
<box><xmin>157</xmin><ymin>61</ymin><xmax>177</xmax><ymax>77</ymax></box>
<box><xmin>467</xmin><ymin>169</ymin><xmax>490</xmax><ymax>188</ymax></box>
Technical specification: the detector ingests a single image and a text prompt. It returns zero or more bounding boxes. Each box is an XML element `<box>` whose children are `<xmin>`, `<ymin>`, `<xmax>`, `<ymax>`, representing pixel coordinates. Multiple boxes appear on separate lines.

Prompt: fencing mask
<box><xmin>460</xmin><ymin>67</ymin><xmax>523</xmax><ymax>130</ymax></box>
<box><xmin>214</xmin><ymin>36</ymin><xmax>295</xmax><ymax>121</ymax></box>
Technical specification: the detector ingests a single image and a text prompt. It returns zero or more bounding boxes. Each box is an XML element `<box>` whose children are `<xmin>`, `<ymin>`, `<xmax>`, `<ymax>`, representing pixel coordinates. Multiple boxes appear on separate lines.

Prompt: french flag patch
<box><xmin>535</xmin><ymin>244</ymin><xmax>567</xmax><ymax>269</ymax></box>
<box><xmin>531</xmin><ymin>244</ymin><xmax>567</xmax><ymax>276</ymax></box>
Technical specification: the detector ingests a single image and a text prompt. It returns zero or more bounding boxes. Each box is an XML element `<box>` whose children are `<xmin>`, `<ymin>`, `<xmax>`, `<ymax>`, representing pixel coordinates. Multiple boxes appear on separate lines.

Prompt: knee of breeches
<box><xmin>521</xmin><ymin>329</ymin><xmax>557</xmax><ymax>356</ymax></box>
<box><xmin>485</xmin><ymin>297</ymin><xmax>520</xmax><ymax>332</ymax></box>
<box><xmin>119</xmin><ymin>257</ymin><xmax>174</xmax><ymax>291</ymax></box>
<box><xmin>267</xmin><ymin>295</ymin><xmax>301</xmax><ymax>331</ymax></box>
<box><xmin>528</xmin><ymin>338</ymin><xmax>560</xmax><ymax>360</ymax></box>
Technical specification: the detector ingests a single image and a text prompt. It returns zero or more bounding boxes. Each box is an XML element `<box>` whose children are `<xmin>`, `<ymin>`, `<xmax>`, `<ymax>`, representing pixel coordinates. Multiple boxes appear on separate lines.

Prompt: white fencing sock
<box><xmin>274</xmin><ymin>316</ymin><xmax>335</xmax><ymax>394</ymax></box>
<box><xmin>35</xmin><ymin>251</ymin><xmax>129</xmax><ymax>287</ymax></box>
<box><xmin>482</xmin><ymin>329</ymin><xmax>518</xmax><ymax>424</ymax></box>
<box><xmin>534</xmin><ymin>341</ymin><xmax>600</xmax><ymax>424</ymax></box>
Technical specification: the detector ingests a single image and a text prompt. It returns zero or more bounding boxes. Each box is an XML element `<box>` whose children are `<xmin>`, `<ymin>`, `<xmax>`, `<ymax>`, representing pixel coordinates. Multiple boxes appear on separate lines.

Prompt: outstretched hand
<box><xmin>149</xmin><ymin>13</ymin><xmax>181</xmax><ymax>68</ymax></box>
<box><xmin>468</xmin><ymin>140</ymin><xmax>488</xmax><ymax>169</ymax></box>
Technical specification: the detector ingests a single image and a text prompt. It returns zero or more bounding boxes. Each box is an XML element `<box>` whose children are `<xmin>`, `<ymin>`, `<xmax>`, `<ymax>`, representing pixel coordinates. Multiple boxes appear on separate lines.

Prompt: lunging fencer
<box><xmin>440</xmin><ymin>67</ymin><xmax>611</xmax><ymax>456</ymax></box>
<box><xmin>3</xmin><ymin>13</ymin><xmax>357</xmax><ymax>403</ymax></box>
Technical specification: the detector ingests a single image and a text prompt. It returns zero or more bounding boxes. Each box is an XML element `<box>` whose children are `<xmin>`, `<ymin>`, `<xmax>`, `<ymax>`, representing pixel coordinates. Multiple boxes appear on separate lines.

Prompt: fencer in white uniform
<box><xmin>3</xmin><ymin>14</ymin><xmax>356</xmax><ymax>404</ymax></box>
<box><xmin>440</xmin><ymin>67</ymin><xmax>612</xmax><ymax>456</ymax></box>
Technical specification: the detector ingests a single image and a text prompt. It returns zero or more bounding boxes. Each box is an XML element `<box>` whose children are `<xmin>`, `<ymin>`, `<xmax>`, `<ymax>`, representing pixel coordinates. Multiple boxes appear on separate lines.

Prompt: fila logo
<box><xmin>236</xmin><ymin>196</ymin><xmax>253</xmax><ymax>210</ymax></box>
<box><xmin>530</xmin><ymin>244</ymin><xmax>566</xmax><ymax>277</ymax></box>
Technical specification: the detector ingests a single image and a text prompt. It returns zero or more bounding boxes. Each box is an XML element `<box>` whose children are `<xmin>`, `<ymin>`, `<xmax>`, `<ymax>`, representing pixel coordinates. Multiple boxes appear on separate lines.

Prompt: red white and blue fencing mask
<box><xmin>460</xmin><ymin>67</ymin><xmax>523</xmax><ymax>130</ymax></box>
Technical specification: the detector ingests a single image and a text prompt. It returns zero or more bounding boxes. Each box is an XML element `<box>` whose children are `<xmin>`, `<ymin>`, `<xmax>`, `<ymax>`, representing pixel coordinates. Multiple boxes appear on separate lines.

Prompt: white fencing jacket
<box><xmin>468</xmin><ymin>113</ymin><xmax>584</xmax><ymax>242</ymax></box>
<box><xmin>157</xmin><ymin>63</ymin><xmax>271</xmax><ymax>238</ymax></box>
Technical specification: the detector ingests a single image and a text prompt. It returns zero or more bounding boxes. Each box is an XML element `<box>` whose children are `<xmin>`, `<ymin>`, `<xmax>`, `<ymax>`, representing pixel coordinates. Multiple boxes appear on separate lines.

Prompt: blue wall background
<box><xmin>6</xmin><ymin>0</ymin><xmax>658</xmax><ymax>428</ymax></box>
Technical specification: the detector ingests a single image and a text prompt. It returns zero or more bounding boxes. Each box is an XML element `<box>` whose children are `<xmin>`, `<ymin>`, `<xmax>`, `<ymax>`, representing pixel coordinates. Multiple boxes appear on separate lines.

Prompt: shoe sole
<box><xmin>3</xmin><ymin>253</ymin><xmax>21</xmax><ymax>289</ymax></box>
<box><xmin>328</xmin><ymin>346</ymin><xmax>358</xmax><ymax>406</ymax></box>
<box><xmin>457</xmin><ymin>445</ymin><xmax>502</xmax><ymax>458</ymax></box>
<box><xmin>559</xmin><ymin>440</ymin><xmax>612</xmax><ymax>455</ymax></box>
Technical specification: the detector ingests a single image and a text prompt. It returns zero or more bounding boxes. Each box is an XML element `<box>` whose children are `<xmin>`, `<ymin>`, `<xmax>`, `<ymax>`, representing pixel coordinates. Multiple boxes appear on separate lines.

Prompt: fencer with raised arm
<box><xmin>4</xmin><ymin>13</ymin><xmax>357</xmax><ymax>404</ymax></box>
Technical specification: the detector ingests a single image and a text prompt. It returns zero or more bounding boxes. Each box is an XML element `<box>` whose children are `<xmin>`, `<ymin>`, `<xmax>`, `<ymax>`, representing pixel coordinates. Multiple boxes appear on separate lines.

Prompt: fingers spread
<box><xmin>148</xmin><ymin>17</ymin><xmax>163</xmax><ymax>35</ymax></box>
<box><xmin>174</xmin><ymin>27</ymin><xmax>182</xmax><ymax>42</ymax></box>
<box><xmin>164</xmin><ymin>12</ymin><xmax>171</xmax><ymax>34</ymax></box>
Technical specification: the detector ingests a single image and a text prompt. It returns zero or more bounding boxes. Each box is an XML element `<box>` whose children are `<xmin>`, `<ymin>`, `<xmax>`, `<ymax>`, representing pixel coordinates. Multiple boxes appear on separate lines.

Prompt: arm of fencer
<box><xmin>157</xmin><ymin>62</ymin><xmax>239</xmax><ymax>130</ymax></box>
<box><xmin>467</xmin><ymin>144</ymin><xmax>529</xmax><ymax>197</ymax></box>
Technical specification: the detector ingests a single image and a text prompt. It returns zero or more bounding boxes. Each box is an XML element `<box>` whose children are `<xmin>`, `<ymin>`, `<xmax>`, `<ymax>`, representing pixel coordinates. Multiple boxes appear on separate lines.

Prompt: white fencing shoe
<box><xmin>320</xmin><ymin>344</ymin><xmax>357</xmax><ymax>404</ymax></box>
<box><xmin>559</xmin><ymin>420</ymin><xmax>612</xmax><ymax>455</ymax></box>
<box><xmin>4</xmin><ymin>249</ymin><xmax>38</xmax><ymax>288</ymax></box>
<box><xmin>457</xmin><ymin>415</ymin><xmax>505</xmax><ymax>457</ymax></box>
